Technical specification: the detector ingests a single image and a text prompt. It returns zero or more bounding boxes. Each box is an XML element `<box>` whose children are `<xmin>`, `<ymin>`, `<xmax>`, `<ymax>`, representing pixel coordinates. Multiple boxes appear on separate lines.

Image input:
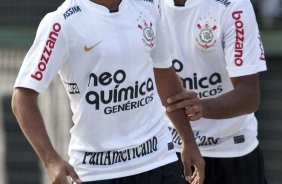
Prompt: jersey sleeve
<box><xmin>151</xmin><ymin>0</ymin><xmax>172</xmax><ymax>69</ymax></box>
<box><xmin>222</xmin><ymin>0</ymin><xmax>267</xmax><ymax>77</ymax></box>
<box><xmin>14</xmin><ymin>13</ymin><xmax>69</xmax><ymax>93</ymax></box>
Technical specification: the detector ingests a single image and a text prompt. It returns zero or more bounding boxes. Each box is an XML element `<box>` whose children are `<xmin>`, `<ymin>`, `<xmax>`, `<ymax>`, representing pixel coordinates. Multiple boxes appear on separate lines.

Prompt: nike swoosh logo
<box><xmin>84</xmin><ymin>40</ymin><xmax>103</xmax><ymax>52</ymax></box>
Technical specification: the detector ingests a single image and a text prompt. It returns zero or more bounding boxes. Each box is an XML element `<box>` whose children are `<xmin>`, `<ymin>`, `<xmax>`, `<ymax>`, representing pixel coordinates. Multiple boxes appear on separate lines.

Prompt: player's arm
<box><xmin>200</xmin><ymin>0</ymin><xmax>264</xmax><ymax>119</ymax></box>
<box><xmin>201</xmin><ymin>0</ymin><xmax>266</xmax><ymax>119</ymax></box>
<box><xmin>11</xmin><ymin>87</ymin><xmax>82</xmax><ymax>184</ymax></box>
<box><xmin>11</xmin><ymin>13</ymin><xmax>79</xmax><ymax>183</ymax></box>
<box><xmin>202</xmin><ymin>74</ymin><xmax>260</xmax><ymax>119</ymax></box>
<box><xmin>153</xmin><ymin>3</ymin><xmax>204</xmax><ymax>183</ymax></box>
<box><xmin>167</xmin><ymin>74</ymin><xmax>260</xmax><ymax>119</ymax></box>
<box><xmin>154</xmin><ymin>67</ymin><xmax>205</xmax><ymax>184</ymax></box>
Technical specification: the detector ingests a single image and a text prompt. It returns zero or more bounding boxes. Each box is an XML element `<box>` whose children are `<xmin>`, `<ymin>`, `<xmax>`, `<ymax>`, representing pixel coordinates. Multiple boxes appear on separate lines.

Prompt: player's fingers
<box><xmin>52</xmin><ymin>176</ymin><xmax>69</xmax><ymax>184</ymax></box>
<box><xmin>191</xmin><ymin>178</ymin><xmax>200</xmax><ymax>184</ymax></box>
<box><xmin>167</xmin><ymin>100</ymin><xmax>194</xmax><ymax>112</ymax></box>
<box><xmin>167</xmin><ymin>91</ymin><xmax>196</xmax><ymax>104</ymax></box>
<box><xmin>185</xmin><ymin>104</ymin><xmax>201</xmax><ymax>120</ymax></box>
<box><xmin>191</xmin><ymin>175</ymin><xmax>200</xmax><ymax>184</ymax></box>
<box><xmin>194</xmin><ymin>161</ymin><xmax>205</xmax><ymax>184</ymax></box>
<box><xmin>190</xmin><ymin>170</ymin><xmax>198</xmax><ymax>182</ymax></box>
<box><xmin>67</xmin><ymin>165</ymin><xmax>82</xmax><ymax>184</ymax></box>
<box><xmin>188</xmin><ymin>112</ymin><xmax>202</xmax><ymax>121</ymax></box>
<box><xmin>183</xmin><ymin>161</ymin><xmax>193</xmax><ymax>182</ymax></box>
<box><xmin>185</xmin><ymin>105</ymin><xmax>200</xmax><ymax>114</ymax></box>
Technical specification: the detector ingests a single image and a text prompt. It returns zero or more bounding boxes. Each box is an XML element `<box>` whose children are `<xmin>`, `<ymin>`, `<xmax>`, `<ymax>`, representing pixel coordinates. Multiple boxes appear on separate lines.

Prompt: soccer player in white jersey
<box><xmin>162</xmin><ymin>0</ymin><xmax>268</xmax><ymax>183</ymax></box>
<box><xmin>11</xmin><ymin>0</ymin><xmax>205</xmax><ymax>184</ymax></box>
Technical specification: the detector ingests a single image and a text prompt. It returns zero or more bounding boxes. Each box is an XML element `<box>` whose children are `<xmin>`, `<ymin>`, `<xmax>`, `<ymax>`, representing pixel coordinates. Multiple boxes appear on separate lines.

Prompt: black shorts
<box><xmin>203</xmin><ymin>146</ymin><xmax>268</xmax><ymax>184</ymax></box>
<box><xmin>82</xmin><ymin>160</ymin><xmax>187</xmax><ymax>184</ymax></box>
<box><xmin>176</xmin><ymin>146</ymin><xmax>267</xmax><ymax>184</ymax></box>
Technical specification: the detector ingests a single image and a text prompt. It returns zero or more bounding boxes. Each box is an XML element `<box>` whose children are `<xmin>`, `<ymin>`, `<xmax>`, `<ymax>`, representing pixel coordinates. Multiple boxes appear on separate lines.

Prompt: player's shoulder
<box><xmin>211</xmin><ymin>0</ymin><xmax>250</xmax><ymax>9</ymax></box>
<box><xmin>44</xmin><ymin>0</ymin><xmax>82</xmax><ymax>23</ymax></box>
<box><xmin>36</xmin><ymin>0</ymin><xmax>82</xmax><ymax>36</ymax></box>
<box><xmin>210</xmin><ymin>0</ymin><xmax>253</xmax><ymax>16</ymax></box>
<box><xmin>56</xmin><ymin>0</ymin><xmax>82</xmax><ymax>21</ymax></box>
<box><xmin>211</xmin><ymin>0</ymin><xmax>232</xmax><ymax>8</ymax></box>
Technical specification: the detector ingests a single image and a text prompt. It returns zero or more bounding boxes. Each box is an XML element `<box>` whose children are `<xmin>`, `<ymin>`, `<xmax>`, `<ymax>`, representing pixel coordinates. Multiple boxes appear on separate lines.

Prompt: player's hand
<box><xmin>181</xmin><ymin>144</ymin><xmax>205</xmax><ymax>184</ymax></box>
<box><xmin>190</xmin><ymin>168</ymin><xmax>203</xmax><ymax>184</ymax></box>
<box><xmin>167</xmin><ymin>90</ymin><xmax>202</xmax><ymax>121</ymax></box>
<box><xmin>46</xmin><ymin>154</ymin><xmax>82</xmax><ymax>184</ymax></box>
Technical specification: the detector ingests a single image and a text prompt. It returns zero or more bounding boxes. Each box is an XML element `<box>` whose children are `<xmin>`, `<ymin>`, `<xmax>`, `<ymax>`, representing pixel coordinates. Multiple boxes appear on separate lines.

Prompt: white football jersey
<box><xmin>162</xmin><ymin>0</ymin><xmax>267</xmax><ymax>157</ymax></box>
<box><xmin>14</xmin><ymin>0</ymin><xmax>178</xmax><ymax>181</ymax></box>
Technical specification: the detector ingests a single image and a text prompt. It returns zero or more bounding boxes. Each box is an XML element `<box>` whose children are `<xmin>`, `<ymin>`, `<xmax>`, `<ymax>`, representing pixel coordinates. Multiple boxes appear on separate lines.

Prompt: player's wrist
<box><xmin>179</xmin><ymin>129</ymin><xmax>197</xmax><ymax>146</ymax></box>
<box><xmin>43</xmin><ymin>150</ymin><xmax>62</xmax><ymax>168</ymax></box>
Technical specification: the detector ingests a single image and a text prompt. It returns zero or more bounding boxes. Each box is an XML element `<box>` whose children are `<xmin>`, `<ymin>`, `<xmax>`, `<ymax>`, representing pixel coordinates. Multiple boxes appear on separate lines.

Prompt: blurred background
<box><xmin>0</xmin><ymin>0</ymin><xmax>281</xmax><ymax>184</ymax></box>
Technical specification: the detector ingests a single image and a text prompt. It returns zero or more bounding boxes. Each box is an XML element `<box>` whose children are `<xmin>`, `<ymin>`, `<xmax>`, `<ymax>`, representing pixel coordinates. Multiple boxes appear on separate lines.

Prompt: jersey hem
<box><xmin>80</xmin><ymin>156</ymin><xmax>178</xmax><ymax>182</ymax></box>
<box><xmin>14</xmin><ymin>79</ymin><xmax>48</xmax><ymax>94</ymax></box>
<box><xmin>200</xmin><ymin>141</ymin><xmax>258</xmax><ymax>158</ymax></box>
<box><xmin>153</xmin><ymin>60</ymin><xmax>172</xmax><ymax>69</ymax></box>
<box><xmin>227</xmin><ymin>61</ymin><xmax>267</xmax><ymax>78</ymax></box>
<box><xmin>174</xmin><ymin>140</ymin><xmax>259</xmax><ymax>158</ymax></box>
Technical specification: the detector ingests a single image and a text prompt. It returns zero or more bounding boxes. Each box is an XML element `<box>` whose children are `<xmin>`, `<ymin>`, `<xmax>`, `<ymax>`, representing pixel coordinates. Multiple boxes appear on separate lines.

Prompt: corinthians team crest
<box><xmin>137</xmin><ymin>12</ymin><xmax>155</xmax><ymax>48</ymax></box>
<box><xmin>196</xmin><ymin>15</ymin><xmax>218</xmax><ymax>50</ymax></box>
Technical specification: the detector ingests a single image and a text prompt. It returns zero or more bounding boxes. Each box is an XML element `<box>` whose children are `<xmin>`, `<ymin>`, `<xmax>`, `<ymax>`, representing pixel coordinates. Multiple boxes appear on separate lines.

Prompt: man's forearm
<box><xmin>201</xmin><ymin>74</ymin><xmax>260</xmax><ymax>119</ymax></box>
<box><xmin>154</xmin><ymin>67</ymin><xmax>195</xmax><ymax>144</ymax></box>
<box><xmin>11</xmin><ymin>88</ymin><xmax>59</xmax><ymax>167</ymax></box>
<box><xmin>201</xmin><ymin>93</ymin><xmax>245</xmax><ymax>119</ymax></box>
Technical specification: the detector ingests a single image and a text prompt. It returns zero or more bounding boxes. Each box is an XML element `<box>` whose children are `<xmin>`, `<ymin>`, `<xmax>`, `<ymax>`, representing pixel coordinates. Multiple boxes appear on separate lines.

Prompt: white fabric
<box><xmin>14</xmin><ymin>0</ymin><xmax>177</xmax><ymax>181</ymax></box>
<box><xmin>162</xmin><ymin>0</ymin><xmax>267</xmax><ymax>157</ymax></box>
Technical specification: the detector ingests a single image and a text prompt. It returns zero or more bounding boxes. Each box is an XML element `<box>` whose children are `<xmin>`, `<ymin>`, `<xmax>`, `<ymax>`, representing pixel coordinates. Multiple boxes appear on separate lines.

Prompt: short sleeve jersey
<box><xmin>14</xmin><ymin>0</ymin><xmax>177</xmax><ymax>181</ymax></box>
<box><xmin>162</xmin><ymin>0</ymin><xmax>267</xmax><ymax>157</ymax></box>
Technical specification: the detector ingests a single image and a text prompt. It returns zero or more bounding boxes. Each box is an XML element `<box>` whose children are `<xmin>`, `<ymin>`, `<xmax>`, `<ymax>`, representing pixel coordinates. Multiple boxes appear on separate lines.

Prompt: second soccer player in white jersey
<box><xmin>162</xmin><ymin>0</ymin><xmax>268</xmax><ymax>183</ymax></box>
<box><xmin>11</xmin><ymin>0</ymin><xmax>205</xmax><ymax>184</ymax></box>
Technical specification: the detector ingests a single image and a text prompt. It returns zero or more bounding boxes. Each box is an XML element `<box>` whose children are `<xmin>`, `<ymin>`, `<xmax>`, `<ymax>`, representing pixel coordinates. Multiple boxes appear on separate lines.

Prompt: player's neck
<box><xmin>174</xmin><ymin>0</ymin><xmax>187</xmax><ymax>7</ymax></box>
<box><xmin>90</xmin><ymin>0</ymin><xmax>122</xmax><ymax>12</ymax></box>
